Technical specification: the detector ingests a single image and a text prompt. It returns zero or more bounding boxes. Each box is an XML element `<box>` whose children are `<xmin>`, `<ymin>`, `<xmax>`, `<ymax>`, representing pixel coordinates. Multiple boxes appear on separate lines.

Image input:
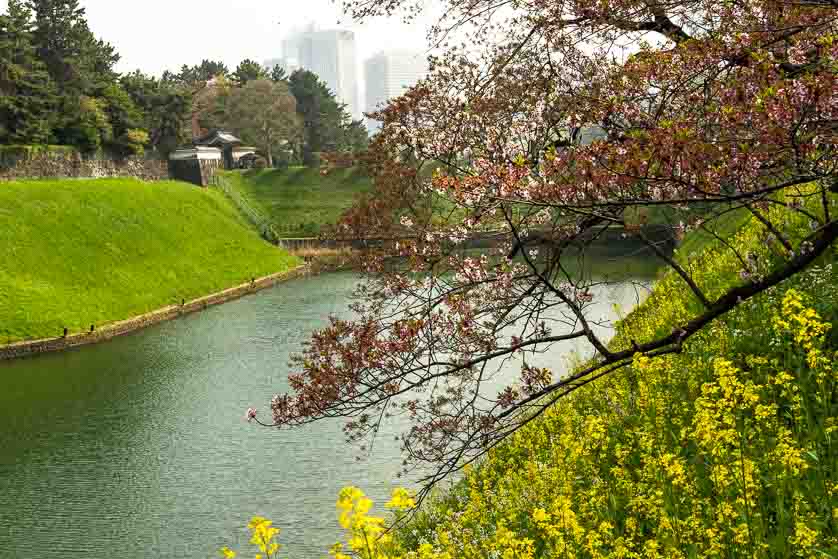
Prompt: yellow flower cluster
<box><xmin>377</xmin><ymin>193</ymin><xmax>837</xmax><ymax>558</ymax></box>
<box><xmin>249</xmin><ymin>516</ymin><xmax>280</xmax><ymax>558</ymax></box>
<box><xmin>329</xmin><ymin>487</ymin><xmax>460</xmax><ymax>559</ymax></box>
<box><xmin>774</xmin><ymin>289</ymin><xmax>835</xmax><ymax>374</ymax></box>
<box><xmin>334</xmin><ymin>486</ymin><xmax>390</xmax><ymax>558</ymax></box>
<box><xmin>386</xmin><ymin>487</ymin><xmax>417</xmax><ymax>511</ymax></box>
<box><xmin>218</xmin><ymin>516</ymin><xmax>281</xmax><ymax>559</ymax></box>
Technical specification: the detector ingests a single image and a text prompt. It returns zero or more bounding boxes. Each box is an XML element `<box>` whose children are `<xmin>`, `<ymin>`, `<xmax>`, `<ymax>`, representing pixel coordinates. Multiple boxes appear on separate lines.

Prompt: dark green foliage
<box><xmin>269</xmin><ymin>64</ymin><xmax>288</xmax><ymax>83</ymax></box>
<box><xmin>162</xmin><ymin>59</ymin><xmax>229</xmax><ymax>86</ymax></box>
<box><xmin>60</xmin><ymin>84</ymin><xmax>149</xmax><ymax>155</ymax></box>
<box><xmin>0</xmin><ymin>0</ymin><xmax>57</xmax><ymax>144</ymax></box>
<box><xmin>288</xmin><ymin>69</ymin><xmax>369</xmax><ymax>165</ymax></box>
<box><xmin>99</xmin><ymin>83</ymin><xmax>145</xmax><ymax>155</ymax></box>
<box><xmin>61</xmin><ymin>95</ymin><xmax>111</xmax><ymax>152</ymax></box>
<box><xmin>288</xmin><ymin>69</ymin><xmax>341</xmax><ymax>161</ymax></box>
<box><xmin>0</xmin><ymin>1</ymin><xmax>162</xmax><ymax>155</ymax></box>
<box><xmin>28</xmin><ymin>0</ymin><xmax>120</xmax><ymax>145</ymax></box>
<box><xmin>233</xmin><ymin>58</ymin><xmax>268</xmax><ymax>85</ymax></box>
<box><xmin>120</xmin><ymin>70</ymin><xmax>192</xmax><ymax>156</ymax></box>
<box><xmin>28</xmin><ymin>0</ymin><xmax>119</xmax><ymax>90</ymax></box>
<box><xmin>340</xmin><ymin>118</ymin><xmax>370</xmax><ymax>152</ymax></box>
<box><xmin>0</xmin><ymin>0</ymin><xmax>365</xmax><ymax>160</ymax></box>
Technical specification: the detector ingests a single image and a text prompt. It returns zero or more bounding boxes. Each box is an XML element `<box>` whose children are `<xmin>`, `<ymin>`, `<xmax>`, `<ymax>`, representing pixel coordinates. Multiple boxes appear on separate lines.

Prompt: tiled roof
<box><xmin>195</xmin><ymin>130</ymin><xmax>243</xmax><ymax>146</ymax></box>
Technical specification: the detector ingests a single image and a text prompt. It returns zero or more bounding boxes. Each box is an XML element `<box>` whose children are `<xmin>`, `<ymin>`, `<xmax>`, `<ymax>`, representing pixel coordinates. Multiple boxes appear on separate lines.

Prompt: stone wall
<box><xmin>168</xmin><ymin>157</ymin><xmax>222</xmax><ymax>187</ymax></box>
<box><xmin>0</xmin><ymin>145</ymin><xmax>169</xmax><ymax>181</ymax></box>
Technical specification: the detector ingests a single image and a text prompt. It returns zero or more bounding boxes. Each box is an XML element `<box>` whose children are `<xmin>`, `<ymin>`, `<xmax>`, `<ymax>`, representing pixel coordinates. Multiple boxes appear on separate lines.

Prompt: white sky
<box><xmin>0</xmin><ymin>0</ymin><xmax>435</xmax><ymax>77</ymax></box>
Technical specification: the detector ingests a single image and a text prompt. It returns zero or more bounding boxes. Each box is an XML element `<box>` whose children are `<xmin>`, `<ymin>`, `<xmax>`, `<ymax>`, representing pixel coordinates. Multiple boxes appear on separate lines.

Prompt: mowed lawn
<box><xmin>221</xmin><ymin>167</ymin><xmax>371</xmax><ymax>237</ymax></box>
<box><xmin>0</xmin><ymin>178</ymin><xmax>301</xmax><ymax>343</ymax></box>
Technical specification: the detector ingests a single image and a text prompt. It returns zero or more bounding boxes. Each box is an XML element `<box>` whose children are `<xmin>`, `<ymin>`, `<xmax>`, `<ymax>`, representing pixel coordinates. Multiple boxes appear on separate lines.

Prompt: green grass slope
<box><xmin>393</xmin><ymin>189</ymin><xmax>837</xmax><ymax>558</ymax></box>
<box><xmin>0</xmin><ymin>178</ymin><xmax>301</xmax><ymax>344</ymax></box>
<box><xmin>220</xmin><ymin>167</ymin><xmax>371</xmax><ymax>237</ymax></box>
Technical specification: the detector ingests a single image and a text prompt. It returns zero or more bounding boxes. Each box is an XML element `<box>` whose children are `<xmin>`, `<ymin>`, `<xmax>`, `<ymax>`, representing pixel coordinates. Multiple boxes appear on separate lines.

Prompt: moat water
<box><xmin>0</xmin><ymin>270</ymin><xmax>651</xmax><ymax>558</ymax></box>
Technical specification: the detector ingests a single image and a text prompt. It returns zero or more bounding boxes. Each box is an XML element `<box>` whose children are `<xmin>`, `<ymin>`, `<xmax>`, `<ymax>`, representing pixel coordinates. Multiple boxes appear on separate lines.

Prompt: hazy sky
<box><xmin>0</xmin><ymin>0</ymin><xmax>435</xmax><ymax>76</ymax></box>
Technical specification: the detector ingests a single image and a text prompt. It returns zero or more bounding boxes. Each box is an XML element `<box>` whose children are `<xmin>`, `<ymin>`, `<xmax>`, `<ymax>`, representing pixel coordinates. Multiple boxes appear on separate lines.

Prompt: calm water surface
<box><xmin>0</xmin><ymin>272</ymin><xmax>649</xmax><ymax>558</ymax></box>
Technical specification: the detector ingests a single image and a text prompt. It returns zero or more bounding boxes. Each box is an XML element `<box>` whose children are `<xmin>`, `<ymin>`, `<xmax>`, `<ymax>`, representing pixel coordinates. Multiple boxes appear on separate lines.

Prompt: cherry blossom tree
<box><xmin>256</xmin><ymin>0</ymin><xmax>837</xmax><ymax>499</ymax></box>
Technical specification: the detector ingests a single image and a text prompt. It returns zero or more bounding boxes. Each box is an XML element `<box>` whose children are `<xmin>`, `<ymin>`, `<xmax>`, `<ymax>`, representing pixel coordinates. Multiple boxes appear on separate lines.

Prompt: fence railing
<box><xmin>212</xmin><ymin>174</ymin><xmax>280</xmax><ymax>244</ymax></box>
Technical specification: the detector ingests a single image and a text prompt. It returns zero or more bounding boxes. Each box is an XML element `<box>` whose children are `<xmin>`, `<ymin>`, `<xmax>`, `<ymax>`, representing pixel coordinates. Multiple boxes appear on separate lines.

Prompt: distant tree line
<box><xmin>0</xmin><ymin>0</ymin><xmax>368</xmax><ymax>164</ymax></box>
<box><xmin>0</xmin><ymin>0</ymin><xmax>190</xmax><ymax>155</ymax></box>
<box><xmin>186</xmin><ymin>60</ymin><xmax>369</xmax><ymax>166</ymax></box>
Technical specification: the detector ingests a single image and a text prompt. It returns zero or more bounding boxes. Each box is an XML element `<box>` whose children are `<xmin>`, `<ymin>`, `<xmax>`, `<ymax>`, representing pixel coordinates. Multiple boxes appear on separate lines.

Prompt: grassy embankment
<box><xmin>377</xmin><ymin>188</ymin><xmax>837</xmax><ymax>557</ymax></box>
<box><xmin>220</xmin><ymin>167</ymin><xmax>372</xmax><ymax>238</ymax></box>
<box><xmin>0</xmin><ymin>178</ymin><xmax>301</xmax><ymax>344</ymax></box>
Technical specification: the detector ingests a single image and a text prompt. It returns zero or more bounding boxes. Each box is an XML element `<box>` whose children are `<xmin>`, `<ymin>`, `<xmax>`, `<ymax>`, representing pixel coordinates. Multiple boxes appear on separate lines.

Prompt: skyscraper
<box><xmin>271</xmin><ymin>28</ymin><xmax>360</xmax><ymax>120</ymax></box>
<box><xmin>364</xmin><ymin>50</ymin><xmax>429</xmax><ymax>133</ymax></box>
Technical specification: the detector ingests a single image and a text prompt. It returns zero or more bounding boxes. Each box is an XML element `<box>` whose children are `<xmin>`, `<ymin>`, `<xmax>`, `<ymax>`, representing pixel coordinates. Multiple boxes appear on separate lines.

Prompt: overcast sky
<box><xmin>0</xmin><ymin>0</ymin><xmax>435</xmax><ymax>76</ymax></box>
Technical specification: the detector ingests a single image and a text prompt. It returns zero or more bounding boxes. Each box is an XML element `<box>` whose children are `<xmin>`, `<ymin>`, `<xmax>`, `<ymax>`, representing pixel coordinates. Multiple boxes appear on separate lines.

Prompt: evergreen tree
<box><xmin>121</xmin><ymin>70</ymin><xmax>191</xmax><ymax>156</ymax></box>
<box><xmin>0</xmin><ymin>0</ymin><xmax>57</xmax><ymax>144</ymax></box>
<box><xmin>152</xmin><ymin>87</ymin><xmax>192</xmax><ymax>155</ymax></box>
<box><xmin>232</xmin><ymin>59</ymin><xmax>267</xmax><ymax>85</ymax></box>
<box><xmin>61</xmin><ymin>95</ymin><xmax>111</xmax><ymax>152</ymax></box>
<box><xmin>166</xmin><ymin>60</ymin><xmax>229</xmax><ymax>86</ymax></box>
<box><xmin>100</xmin><ymin>82</ymin><xmax>146</xmax><ymax>155</ymax></box>
<box><xmin>288</xmin><ymin>69</ymin><xmax>343</xmax><ymax>163</ymax></box>
<box><xmin>340</xmin><ymin>118</ymin><xmax>369</xmax><ymax>153</ymax></box>
<box><xmin>288</xmin><ymin>69</ymin><xmax>369</xmax><ymax>164</ymax></box>
<box><xmin>27</xmin><ymin>0</ymin><xmax>121</xmax><ymax>148</ymax></box>
<box><xmin>28</xmin><ymin>0</ymin><xmax>118</xmax><ymax>91</ymax></box>
<box><xmin>195</xmin><ymin>59</ymin><xmax>228</xmax><ymax>82</ymax></box>
<box><xmin>269</xmin><ymin>64</ymin><xmax>287</xmax><ymax>83</ymax></box>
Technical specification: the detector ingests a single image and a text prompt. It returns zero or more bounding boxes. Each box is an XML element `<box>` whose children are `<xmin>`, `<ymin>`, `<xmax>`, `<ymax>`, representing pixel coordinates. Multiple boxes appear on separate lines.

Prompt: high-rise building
<box><xmin>271</xmin><ymin>28</ymin><xmax>360</xmax><ymax>120</ymax></box>
<box><xmin>364</xmin><ymin>50</ymin><xmax>428</xmax><ymax>133</ymax></box>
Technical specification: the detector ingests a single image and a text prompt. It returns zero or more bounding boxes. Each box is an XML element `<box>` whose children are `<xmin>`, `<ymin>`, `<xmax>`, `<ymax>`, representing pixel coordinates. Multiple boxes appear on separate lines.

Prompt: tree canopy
<box><xmin>288</xmin><ymin>68</ymin><xmax>369</xmax><ymax>163</ymax></box>
<box><xmin>0</xmin><ymin>0</ymin><xmax>56</xmax><ymax>144</ymax></box>
<box><xmin>232</xmin><ymin>58</ymin><xmax>268</xmax><ymax>85</ymax></box>
<box><xmin>0</xmin><ymin>0</ymin><xmax>367</xmax><ymax>161</ymax></box>
<box><xmin>260</xmin><ymin>0</ymin><xmax>838</xmax><ymax>499</ymax></box>
<box><xmin>120</xmin><ymin>70</ymin><xmax>192</xmax><ymax>156</ymax></box>
<box><xmin>162</xmin><ymin>59</ymin><xmax>229</xmax><ymax>87</ymax></box>
<box><xmin>0</xmin><ymin>0</ymin><xmax>191</xmax><ymax>155</ymax></box>
<box><xmin>269</xmin><ymin>64</ymin><xmax>288</xmax><ymax>84</ymax></box>
<box><xmin>211</xmin><ymin>78</ymin><xmax>299</xmax><ymax>167</ymax></box>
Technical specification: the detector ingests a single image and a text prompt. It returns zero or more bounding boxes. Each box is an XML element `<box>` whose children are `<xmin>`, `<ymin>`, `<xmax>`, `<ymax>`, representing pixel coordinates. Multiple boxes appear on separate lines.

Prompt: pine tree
<box><xmin>288</xmin><ymin>69</ymin><xmax>368</xmax><ymax>164</ymax></box>
<box><xmin>0</xmin><ymin>0</ymin><xmax>57</xmax><ymax>144</ymax></box>
<box><xmin>121</xmin><ymin>70</ymin><xmax>192</xmax><ymax>156</ymax></box>
<box><xmin>288</xmin><ymin>70</ymin><xmax>344</xmax><ymax>163</ymax></box>
<box><xmin>27</xmin><ymin>0</ymin><xmax>119</xmax><ymax>147</ymax></box>
<box><xmin>232</xmin><ymin>59</ymin><xmax>268</xmax><ymax>86</ymax></box>
<box><xmin>28</xmin><ymin>0</ymin><xmax>118</xmax><ymax>91</ymax></box>
<box><xmin>269</xmin><ymin>65</ymin><xmax>288</xmax><ymax>83</ymax></box>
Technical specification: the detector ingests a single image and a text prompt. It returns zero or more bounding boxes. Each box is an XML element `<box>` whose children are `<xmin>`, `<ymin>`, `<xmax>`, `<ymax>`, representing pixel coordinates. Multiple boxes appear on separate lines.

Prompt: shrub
<box><xmin>391</xmin><ymin>195</ymin><xmax>838</xmax><ymax>558</ymax></box>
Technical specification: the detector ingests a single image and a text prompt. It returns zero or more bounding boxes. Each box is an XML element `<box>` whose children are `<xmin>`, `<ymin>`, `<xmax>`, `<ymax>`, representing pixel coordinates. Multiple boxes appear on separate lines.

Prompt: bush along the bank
<box><xmin>388</xmin><ymin>192</ymin><xmax>837</xmax><ymax>558</ymax></box>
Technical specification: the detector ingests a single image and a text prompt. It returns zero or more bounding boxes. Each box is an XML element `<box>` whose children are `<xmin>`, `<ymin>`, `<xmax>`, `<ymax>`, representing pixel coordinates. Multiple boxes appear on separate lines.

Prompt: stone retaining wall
<box><xmin>0</xmin><ymin>146</ymin><xmax>169</xmax><ymax>181</ymax></box>
<box><xmin>0</xmin><ymin>266</ymin><xmax>308</xmax><ymax>361</ymax></box>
